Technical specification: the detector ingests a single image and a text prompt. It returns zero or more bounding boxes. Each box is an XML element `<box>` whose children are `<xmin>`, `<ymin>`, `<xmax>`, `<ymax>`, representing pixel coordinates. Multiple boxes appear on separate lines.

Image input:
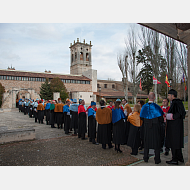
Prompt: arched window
<box><xmin>80</xmin><ymin>52</ymin><xmax>83</xmax><ymax>60</ymax></box>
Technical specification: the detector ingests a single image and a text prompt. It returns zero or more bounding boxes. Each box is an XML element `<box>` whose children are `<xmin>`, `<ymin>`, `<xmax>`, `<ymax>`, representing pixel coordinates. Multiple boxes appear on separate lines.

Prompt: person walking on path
<box><xmin>165</xmin><ymin>89</ymin><xmax>186</xmax><ymax>165</ymax></box>
<box><xmin>140</xmin><ymin>92</ymin><xmax>164</xmax><ymax>164</ymax></box>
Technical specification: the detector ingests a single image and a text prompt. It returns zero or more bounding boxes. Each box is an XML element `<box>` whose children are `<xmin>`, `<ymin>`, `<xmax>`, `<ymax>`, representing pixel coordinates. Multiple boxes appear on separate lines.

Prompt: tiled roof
<box><xmin>93</xmin><ymin>91</ymin><xmax>148</xmax><ymax>98</ymax></box>
<box><xmin>0</xmin><ymin>69</ymin><xmax>91</xmax><ymax>81</ymax></box>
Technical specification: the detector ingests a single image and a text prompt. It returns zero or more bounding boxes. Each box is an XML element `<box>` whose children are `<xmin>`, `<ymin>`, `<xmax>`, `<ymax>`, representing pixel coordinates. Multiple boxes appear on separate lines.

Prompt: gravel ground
<box><xmin>0</xmin><ymin>136</ymin><xmax>138</xmax><ymax>166</ymax></box>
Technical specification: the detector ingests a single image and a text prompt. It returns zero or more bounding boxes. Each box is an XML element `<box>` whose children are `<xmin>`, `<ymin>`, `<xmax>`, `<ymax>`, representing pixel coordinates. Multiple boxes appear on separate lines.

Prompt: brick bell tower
<box><xmin>69</xmin><ymin>38</ymin><xmax>92</xmax><ymax>75</ymax></box>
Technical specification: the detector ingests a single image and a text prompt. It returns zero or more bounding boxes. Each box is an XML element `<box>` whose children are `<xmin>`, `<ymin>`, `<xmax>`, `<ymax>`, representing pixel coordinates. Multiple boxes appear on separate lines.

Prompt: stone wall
<box><xmin>0</xmin><ymin>80</ymin><xmax>92</xmax><ymax>94</ymax></box>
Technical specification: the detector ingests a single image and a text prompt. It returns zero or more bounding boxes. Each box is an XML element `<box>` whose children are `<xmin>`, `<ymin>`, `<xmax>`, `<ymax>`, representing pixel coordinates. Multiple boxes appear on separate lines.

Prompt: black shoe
<box><xmin>92</xmin><ymin>142</ymin><xmax>99</xmax><ymax>145</ymax></box>
<box><xmin>155</xmin><ymin>160</ymin><xmax>161</xmax><ymax>164</ymax></box>
<box><xmin>117</xmin><ymin>149</ymin><xmax>122</xmax><ymax>153</ymax></box>
<box><xmin>139</xmin><ymin>147</ymin><xmax>143</xmax><ymax>150</ymax></box>
<box><xmin>81</xmin><ymin>138</ymin><xmax>87</xmax><ymax>140</ymax></box>
<box><xmin>51</xmin><ymin>126</ymin><xmax>56</xmax><ymax>128</ymax></box>
<box><xmin>160</xmin><ymin>148</ymin><xmax>163</xmax><ymax>152</ymax></box>
<box><xmin>109</xmin><ymin>145</ymin><xmax>114</xmax><ymax>149</ymax></box>
<box><xmin>166</xmin><ymin>160</ymin><xmax>178</xmax><ymax>165</ymax></box>
<box><xmin>143</xmin><ymin>158</ymin><xmax>148</xmax><ymax>162</ymax></box>
<box><xmin>102</xmin><ymin>147</ymin><xmax>106</xmax><ymax>149</ymax></box>
<box><xmin>178</xmin><ymin>158</ymin><xmax>184</xmax><ymax>163</ymax></box>
<box><xmin>89</xmin><ymin>138</ymin><xmax>92</xmax><ymax>142</ymax></box>
<box><xmin>164</xmin><ymin>151</ymin><xmax>169</xmax><ymax>156</ymax></box>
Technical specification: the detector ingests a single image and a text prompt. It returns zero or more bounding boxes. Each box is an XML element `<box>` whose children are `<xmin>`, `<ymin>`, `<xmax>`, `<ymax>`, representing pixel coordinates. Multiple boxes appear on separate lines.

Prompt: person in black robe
<box><xmin>70</xmin><ymin>99</ymin><xmax>79</xmax><ymax>136</ymax></box>
<box><xmin>49</xmin><ymin>100</ymin><xmax>56</xmax><ymax>128</ymax></box>
<box><xmin>96</xmin><ymin>100</ymin><xmax>113</xmax><ymax>149</ymax></box>
<box><xmin>37</xmin><ymin>100</ymin><xmax>45</xmax><ymax>124</ymax></box>
<box><xmin>112</xmin><ymin>99</ymin><xmax>126</xmax><ymax>153</ymax></box>
<box><xmin>127</xmin><ymin>104</ymin><xmax>142</xmax><ymax>155</ymax></box>
<box><xmin>45</xmin><ymin>100</ymin><xmax>51</xmax><ymax>125</ymax></box>
<box><xmin>78</xmin><ymin>99</ymin><xmax>87</xmax><ymax>140</ymax></box>
<box><xmin>165</xmin><ymin>89</ymin><xmax>186</xmax><ymax>165</ymax></box>
<box><xmin>63</xmin><ymin>100</ymin><xmax>71</xmax><ymax>134</ymax></box>
<box><xmin>29</xmin><ymin>100</ymin><xmax>34</xmax><ymax>118</ymax></box>
<box><xmin>88</xmin><ymin>102</ymin><xmax>98</xmax><ymax>145</ymax></box>
<box><xmin>140</xmin><ymin>92</ymin><xmax>164</xmax><ymax>164</ymax></box>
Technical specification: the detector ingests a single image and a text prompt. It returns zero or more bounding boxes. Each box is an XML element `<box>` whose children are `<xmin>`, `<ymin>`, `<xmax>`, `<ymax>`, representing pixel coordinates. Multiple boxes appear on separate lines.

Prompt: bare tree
<box><xmin>118</xmin><ymin>54</ymin><xmax>128</xmax><ymax>100</ymax></box>
<box><xmin>125</xmin><ymin>25</ymin><xmax>139</xmax><ymax>103</ymax></box>
<box><xmin>139</xmin><ymin>26</ymin><xmax>162</xmax><ymax>103</ymax></box>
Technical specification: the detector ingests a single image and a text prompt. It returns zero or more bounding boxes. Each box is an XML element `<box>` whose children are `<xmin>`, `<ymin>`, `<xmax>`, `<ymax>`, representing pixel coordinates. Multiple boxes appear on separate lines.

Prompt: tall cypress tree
<box><xmin>40</xmin><ymin>78</ymin><xmax>53</xmax><ymax>100</ymax></box>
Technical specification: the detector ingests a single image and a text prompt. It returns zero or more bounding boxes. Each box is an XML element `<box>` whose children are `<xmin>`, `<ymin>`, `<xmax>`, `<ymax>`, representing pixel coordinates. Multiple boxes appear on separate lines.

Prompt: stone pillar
<box><xmin>12</xmin><ymin>90</ymin><xmax>16</xmax><ymax>108</ymax></box>
<box><xmin>186</xmin><ymin>42</ymin><xmax>190</xmax><ymax>166</ymax></box>
<box><xmin>53</xmin><ymin>92</ymin><xmax>60</xmax><ymax>101</ymax></box>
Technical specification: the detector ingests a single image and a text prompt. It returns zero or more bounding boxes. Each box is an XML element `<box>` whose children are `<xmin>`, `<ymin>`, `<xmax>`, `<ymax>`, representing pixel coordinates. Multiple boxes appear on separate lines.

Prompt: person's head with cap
<box><xmin>168</xmin><ymin>89</ymin><xmax>177</xmax><ymax>101</ymax></box>
<box><xmin>73</xmin><ymin>99</ymin><xmax>77</xmax><ymax>103</ymax></box>
<box><xmin>114</xmin><ymin>99</ymin><xmax>121</xmax><ymax>109</ymax></box>
<box><xmin>91</xmin><ymin>101</ymin><xmax>96</xmax><ymax>109</ymax></box>
<box><xmin>66</xmin><ymin>99</ymin><xmax>70</xmax><ymax>106</ymax></box>
<box><xmin>58</xmin><ymin>98</ymin><xmax>61</xmax><ymax>103</ymax></box>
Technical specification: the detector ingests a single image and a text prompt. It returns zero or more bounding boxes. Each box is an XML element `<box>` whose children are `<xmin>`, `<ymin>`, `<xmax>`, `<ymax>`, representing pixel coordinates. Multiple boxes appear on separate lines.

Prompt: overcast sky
<box><xmin>0</xmin><ymin>1</ymin><xmax>187</xmax><ymax>82</ymax></box>
<box><xmin>0</xmin><ymin>23</ymin><xmax>141</xmax><ymax>81</ymax></box>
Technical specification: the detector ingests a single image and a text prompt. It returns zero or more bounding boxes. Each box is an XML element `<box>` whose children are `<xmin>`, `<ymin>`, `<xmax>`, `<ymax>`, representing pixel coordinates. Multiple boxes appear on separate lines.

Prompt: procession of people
<box><xmin>17</xmin><ymin>88</ymin><xmax>186</xmax><ymax>165</ymax></box>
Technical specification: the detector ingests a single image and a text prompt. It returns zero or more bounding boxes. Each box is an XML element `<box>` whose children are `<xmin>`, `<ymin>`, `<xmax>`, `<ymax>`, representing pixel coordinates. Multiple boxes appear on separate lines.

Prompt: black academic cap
<box><xmin>168</xmin><ymin>89</ymin><xmax>177</xmax><ymax>97</ymax></box>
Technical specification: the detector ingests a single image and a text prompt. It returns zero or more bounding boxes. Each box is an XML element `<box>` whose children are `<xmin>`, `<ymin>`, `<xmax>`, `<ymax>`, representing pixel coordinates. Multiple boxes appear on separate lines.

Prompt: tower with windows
<box><xmin>69</xmin><ymin>38</ymin><xmax>92</xmax><ymax>75</ymax></box>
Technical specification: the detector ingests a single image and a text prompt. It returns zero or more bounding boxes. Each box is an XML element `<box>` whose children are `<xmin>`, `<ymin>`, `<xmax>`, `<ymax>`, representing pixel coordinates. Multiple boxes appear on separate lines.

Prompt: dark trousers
<box><xmin>144</xmin><ymin>148</ymin><xmax>160</xmax><ymax>163</ymax></box>
<box><xmin>171</xmin><ymin>148</ymin><xmax>183</xmax><ymax>161</ymax></box>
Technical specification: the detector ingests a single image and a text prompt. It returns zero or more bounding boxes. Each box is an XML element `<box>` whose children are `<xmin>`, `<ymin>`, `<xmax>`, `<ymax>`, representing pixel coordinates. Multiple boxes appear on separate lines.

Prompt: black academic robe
<box><xmin>141</xmin><ymin>116</ymin><xmax>164</xmax><ymax>150</ymax></box>
<box><xmin>56</xmin><ymin>112</ymin><xmax>64</xmax><ymax>125</ymax></box>
<box><xmin>166</xmin><ymin>99</ymin><xmax>186</xmax><ymax>149</ymax></box>
<box><xmin>38</xmin><ymin>110</ymin><xmax>44</xmax><ymax>121</ymax></box>
<box><xmin>46</xmin><ymin>109</ymin><xmax>50</xmax><ymax>122</ymax></box>
<box><xmin>88</xmin><ymin>115</ymin><xmax>97</xmax><ymax>139</ymax></box>
<box><xmin>33</xmin><ymin>107</ymin><xmax>38</xmax><ymax>120</ymax></box>
<box><xmin>78</xmin><ymin>112</ymin><xmax>87</xmax><ymax>135</ymax></box>
<box><xmin>112</xmin><ymin>119</ymin><xmax>126</xmax><ymax>144</ymax></box>
<box><xmin>127</xmin><ymin>124</ymin><xmax>141</xmax><ymax>149</ymax></box>
<box><xmin>70</xmin><ymin>111</ymin><xmax>78</xmax><ymax>130</ymax></box>
<box><xmin>49</xmin><ymin>110</ymin><xmax>55</xmax><ymax>125</ymax></box>
<box><xmin>97</xmin><ymin>123</ymin><xmax>112</xmax><ymax>144</ymax></box>
<box><xmin>29</xmin><ymin>105</ymin><xmax>33</xmax><ymax>118</ymax></box>
<box><xmin>63</xmin><ymin>112</ymin><xmax>71</xmax><ymax>132</ymax></box>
